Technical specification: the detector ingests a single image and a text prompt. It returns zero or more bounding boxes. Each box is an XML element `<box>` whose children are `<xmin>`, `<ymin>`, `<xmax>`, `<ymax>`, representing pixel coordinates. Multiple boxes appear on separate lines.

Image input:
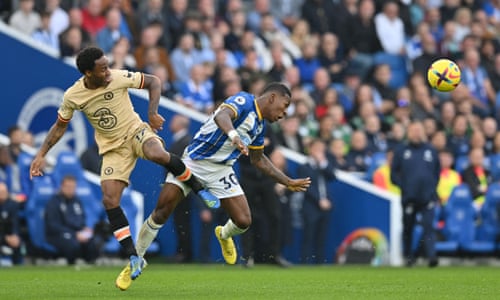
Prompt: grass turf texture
<box><xmin>0</xmin><ymin>264</ymin><xmax>499</xmax><ymax>299</ymax></box>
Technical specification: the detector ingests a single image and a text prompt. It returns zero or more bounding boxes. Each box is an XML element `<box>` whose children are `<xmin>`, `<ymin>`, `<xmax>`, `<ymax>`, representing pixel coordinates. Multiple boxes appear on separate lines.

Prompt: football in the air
<box><xmin>427</xmin><ymin>58</ymin><xmax>461</xmax><ymax>92</ymax></box>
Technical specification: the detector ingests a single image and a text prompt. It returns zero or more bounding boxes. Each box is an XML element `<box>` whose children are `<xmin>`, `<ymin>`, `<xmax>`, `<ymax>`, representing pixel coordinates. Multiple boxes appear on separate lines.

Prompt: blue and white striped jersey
<box><xmin>186</xmin><ymin>92</ymin><xmax>265</xmax><ymax>165</ymax></box>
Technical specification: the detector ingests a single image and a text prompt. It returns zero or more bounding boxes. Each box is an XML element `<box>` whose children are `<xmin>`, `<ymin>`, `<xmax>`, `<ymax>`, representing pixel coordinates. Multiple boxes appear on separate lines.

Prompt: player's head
<box><xmin>259</xmin><ymin>82</ymin><xmax>291</xmax><ymax>123</ymax></box>
<box><xmin>76</xmin><ymin>46</ymin><xmax>111</xmax><ymax>86</ymax></box>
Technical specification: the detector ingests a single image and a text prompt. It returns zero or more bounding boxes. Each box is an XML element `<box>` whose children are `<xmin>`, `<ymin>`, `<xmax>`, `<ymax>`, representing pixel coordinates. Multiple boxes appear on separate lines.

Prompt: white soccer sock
<box><xmin>220</xmin><ymin>219</ymin><xmax>248</xmax><ymax>239</ymax></box>
<box><xmin>136</xmin><ymin>215</ymin><xmax>163</xmax><ymax>257</ymax></box>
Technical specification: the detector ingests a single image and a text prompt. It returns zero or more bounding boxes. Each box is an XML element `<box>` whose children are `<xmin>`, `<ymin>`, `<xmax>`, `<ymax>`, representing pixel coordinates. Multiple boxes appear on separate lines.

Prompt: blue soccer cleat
<box><xmin>130</xmin><ymin>255</ymin><xmax>147</xmax><ymax>280</ymax></box>
<box><xmin>198</xmin><ymin>189</ymin><xmax>220</xmax><ymax>209</ymax></box>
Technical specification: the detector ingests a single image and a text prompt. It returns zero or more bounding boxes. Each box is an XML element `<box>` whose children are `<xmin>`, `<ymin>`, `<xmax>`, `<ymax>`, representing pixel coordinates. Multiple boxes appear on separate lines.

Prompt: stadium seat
<box><xmin>476</xmin><ymin>183</ymin><xmax>500</xmax><ymax>243</ymax></box>
<box><xmin>51</xmin><ymin>151</ymin><xmax>85</xmax><ymax>185</ymax></box>
<box><xmin>365</xmin><ymin>151</ymin><xmax>387</xmax><ymax>181</ymax></box>
<box><xmin>17</xmin><ymin>151</ymin><xmax>34</xmax><ymax>197</ymax></box>
<box><xmin>454</xmin><ymin>155</ymin><xmax>469</xmax><ymax>174</ymax></box>
<box><xmin>488</xmin><ymin>154</ymin><xmax>500</xmax><ymax>181</ymax></box>
<box><xmin>373</xmin><ymin>53</ymin><xmax>408</xmax><ymax>89</ymax></box>
<box><xmin>443</xmin><ymin>185</ymin><xmax>495</xmax><ymax>254</ymax></box>
<box><xmin>25</xmin><ymin>176</ymin><xmax>57</xmax><ymax>255</ymax></box>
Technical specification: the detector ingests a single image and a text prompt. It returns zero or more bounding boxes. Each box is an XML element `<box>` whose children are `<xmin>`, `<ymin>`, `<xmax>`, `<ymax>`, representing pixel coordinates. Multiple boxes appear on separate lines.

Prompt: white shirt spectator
<box><xmin>9</xmin><ymin>7</ymin><xmax>41</xmax><ymax>36</ymax></box>
<box><xmin>375</xmin><ymin>8</ymin><xmax>405</xmax><ymax>55</ymax></box>
<box><xmin>49</xmin><ymin>7</ymin><xmax>70</xmax><ymax>37</ymax></box>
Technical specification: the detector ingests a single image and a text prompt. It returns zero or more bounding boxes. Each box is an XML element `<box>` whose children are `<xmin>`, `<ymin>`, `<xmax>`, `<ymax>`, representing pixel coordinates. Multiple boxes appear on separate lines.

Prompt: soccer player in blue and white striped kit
<box><xmin>117</xmin><ymin>82</ymin><xmax>311</xmax><ymax>289</ymax></box>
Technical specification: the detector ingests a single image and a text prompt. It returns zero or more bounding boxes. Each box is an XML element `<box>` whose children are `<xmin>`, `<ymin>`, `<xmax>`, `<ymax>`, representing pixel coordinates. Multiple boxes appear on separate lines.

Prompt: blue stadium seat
<box><xmin>25</xmin><ymin>176</ymin><xmax>57</xmax><ymax>255</ymax></box>
<box><xmin>488</xmin><ymin>154</ymin><xmax>500</xmax><ymax>181</ymax></box>
<box><xmin>366</xmin><ymin>151</ymin><xmax>387</xmax><ymax>181</ymax></box>
<box><xmin>51</xmin><ymin>151</ymin><xmax>85</xmax><ymax>185</ymax></box>
<box><xmin>17</xmin><ymin>151</ymin><xmax>34</xmax><ymax>197</ymax></box>
<box><xmin>443</xmin><ymin>184</ymin><xmax>495</xmax><ymax>254</ymax></box>
<box><xmin>476</xmin><ymin>183</ymin><xmax>500</xmax><ymax>243</ymax></box>
<box><xmin>373</xmin><ymin>53</ymin><xmax>408</xmax><ymax>89</ymax></box>
<box><xmin>454</xmin><ymin>155</ymin><xmax>469</xmax><ymax>174</ymax></box>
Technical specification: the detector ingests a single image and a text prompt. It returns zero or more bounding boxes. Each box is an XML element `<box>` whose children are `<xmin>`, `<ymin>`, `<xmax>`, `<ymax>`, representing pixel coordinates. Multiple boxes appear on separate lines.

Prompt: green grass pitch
<box><xmin>0</xmin><ymin>264</ymin><xmax>499</xmax><ymax>299</ymax></box>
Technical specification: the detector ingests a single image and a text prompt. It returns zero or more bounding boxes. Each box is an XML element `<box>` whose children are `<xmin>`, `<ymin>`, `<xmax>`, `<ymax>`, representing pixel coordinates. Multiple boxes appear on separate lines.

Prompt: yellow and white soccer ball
<box><xmin>427</xmin><ymin>58</ymin><xmax>461</xmax><ymax>92</ymax></box>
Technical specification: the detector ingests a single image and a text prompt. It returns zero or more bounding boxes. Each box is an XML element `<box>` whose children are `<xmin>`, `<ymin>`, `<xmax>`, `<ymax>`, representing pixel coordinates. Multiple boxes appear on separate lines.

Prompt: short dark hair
<box><xmin>261</xmin><ymin>82</ymin><xmax>291</xmax><ymax>98</ymax></box>
<box><xmin>76</xmin><ymin>47</ymin><xmax>104</xmax><ymax>74</ymax></box>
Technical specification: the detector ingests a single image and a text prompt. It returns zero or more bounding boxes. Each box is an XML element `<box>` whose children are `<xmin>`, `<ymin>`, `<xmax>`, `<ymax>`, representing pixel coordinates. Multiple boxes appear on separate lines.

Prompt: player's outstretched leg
<box><xmin>215</xmin><ymin>226</ymin><xmax>237</xmax><ymax>264</ymax></box>
<box><xmin>164</xmin><ymin>154</ymin><xmax>220</xmax><ymax>209</ymax></box>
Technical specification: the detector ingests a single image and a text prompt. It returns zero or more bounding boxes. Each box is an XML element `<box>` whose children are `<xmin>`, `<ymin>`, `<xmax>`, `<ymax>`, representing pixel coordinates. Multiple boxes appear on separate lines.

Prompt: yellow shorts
<box><xmin>100</xmin><ymin>123</ymin><xmax>163</xmax><ymax>184</ymax></box>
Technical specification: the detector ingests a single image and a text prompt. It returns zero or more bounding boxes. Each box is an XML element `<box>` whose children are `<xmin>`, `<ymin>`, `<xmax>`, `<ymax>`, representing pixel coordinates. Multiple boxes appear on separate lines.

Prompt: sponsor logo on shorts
<box><xmin>104</xmin><ymin>167</ymin><xmax>114</xmax><ymax>175</ymax></box>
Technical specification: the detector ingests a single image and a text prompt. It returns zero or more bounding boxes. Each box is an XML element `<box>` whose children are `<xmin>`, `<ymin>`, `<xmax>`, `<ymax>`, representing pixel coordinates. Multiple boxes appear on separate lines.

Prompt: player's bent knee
<box><xmin>102</xmin><ymin>194</ymin><xmax>120</xmax><ymax>209</ymax></box>
<box><xmin>233</xmin><ymin>215</ymin><xmax>252</xmax><ymax>229</ymax></box>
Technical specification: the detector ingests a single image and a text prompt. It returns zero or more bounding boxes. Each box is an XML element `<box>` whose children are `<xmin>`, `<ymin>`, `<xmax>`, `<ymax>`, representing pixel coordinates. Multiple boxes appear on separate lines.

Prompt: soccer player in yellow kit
<box><xmin>29</xmin><ymin>47</ymin><xmax>219</xmax><ymax>289</ymax></box>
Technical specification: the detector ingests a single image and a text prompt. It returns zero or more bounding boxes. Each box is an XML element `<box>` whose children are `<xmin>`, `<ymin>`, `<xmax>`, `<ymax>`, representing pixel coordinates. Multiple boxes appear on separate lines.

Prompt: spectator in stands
<box><xmin>488</xmin><ymin>53</ymin><xmax>500</xmax><ymax>93</ymax></box>
<box><xmin>301</xmin><ymin>0</ymin><xmax>337</xmax><ymax>35</ymax></box>
<box><xmin>345</xmin><ymin>130</ymin><xmax>370</xmax><ymax>172</ymax></box>
<box><xmin>410</xmin><ymin>82</ymin><xmax>438</xmax><ymax>121</ymax></box>
<box><xmin>315</xmin><ymin>88</ymin><xmax>339</xmax><ymax>119</ymax></box>
<box><xmin>200</xmin><ymin>31</ymin><xmax>238</xmax><ymax>70</ymax></box>
<box><xmin>328</xmin><ymin>138</ymin><xmax>349</xmax><ymax>170</ymax></box>
<box><xmin>375</xmin><ymin>1</ymin><xmax>406</xmax><ymax>55</ymax></box>
<box><xmin>439</xmin><ymin>101</ymin><xmax>457</xmax><ymax>135</ymax></box>
<box><xmin>270</xmin><ymin>0</ymin><xmax>304</xmax><ymax>30</ymax></box>
<box><xmin>440</xmin><ymin>0</ymin><xmax>461</xmax><ymax>24</ymax></box>
<box><xmin>309</xmin><ymin>68</ymin><xmax>331</xmax><ymax>105</ymax></box>
<box><xmin>0</xmin><ymin>146</ymin><xmax>14</xmax><ymax>192</ymax></box>
<box><xmin>258</xmin><ymin>13</ymin><xmax>301</xmax><ymax>60</ymax></box>
<box><xmin>431</xmin><ymin>130</ymin><xmax>448</xmax><ymax>152</ymax></box>
<box><xmin>423</xmin><ymin>117</ymin><xmax>439</xmax><ymax>140</ymax></box>
<box><xmin>103</xmin><ymin>0</ymin><xmax>137</xmax><ymax>44</ymax></box>
<box><xmin>364</xmin><ymin>115</ymin><xmax>388</xmax><ymax>154</ymax></box>
<box><xmin>318</xmin><ymin>33</ymin><xmax>346</xmax><ymax>84</ymax></box>
<box><xmin>329</xmin><ymin>104</ymin><xmax>352</xmax><ymax>143</ymax></box>
<box><xmin>317</xmin><ymin>114</ymin><xmax>336</xmax><ymax>146</ymax></box>
<box><xmin>151</xmin><ymin>64</ymin><xmax>178</xmax><ymax>100</ymax></box>
<box><xmin>81</xmin><ymin>0</ymin><xmax>106</xmax><ymax>39</ymax></box>
<box><xmin>447</xmin><ymin>114</ymin><xmax>471</xmax><ymax>158</ymax></box>
<box><xmin>45</xmin><ymin>175</ymin><xmax>99</xmax><ymax>265</ymax></box>
<box><xmin>95</xmin><ymin>8</ymin><xmax>131</xmax><ymax>54</ymax></box>
<box><xmin>391</xmin><ymin>121</ymin><xmax>439</xmax><ymax>268</ymax></box>
<box><xmin>58</xmin><ymin>8</ymin><xmax>91</xmax><ymax>51</ymax></box>
<box><xmin>294</xmin><ymin>98</ymin><xmax>318</xmax><ymax>141</ymax></box>
<box><xmin>136</xmin><ymin>0</ymin><xmax>166</xmax><ymax>35</ymax></box>
<box><xmin>453</xmin><ymin>7</ymin><xmax>472</xmax><ymax>44</ymax></box>
<box><xmin>289</xmin><ymin>19</ymin><xmax>313</xmax><ymax>51</ymax></box>
<box><xmin>59</xmin><ymin>25</ymin><xmax>84</xmax><ymax>62</ymax></box>
<box><xmin>165</xmin><ymin>0</ymin><xmax>188</xmax><ymax>49</ymax></box>
<box><xmin>247</xmin><ymin>0</ymin><xmax>288</xmax><ymax>34</ymax></box>
<box><xmin>8</xmin><ymin>0</ymin><xmax>40</xmax><ymax>36</ymax></box>
<box><xmin>108</xmin><ymin>37</ymin><xmax>136</xmax><ymax>71</ymax></box>
<box><xmin>462</xmin><ymin>147</ymin><xmax>492</xmax><ymax>211</ymax></box>
<box><xmin>461</xmin><ymin>49</ymin><xmax>497</xmax><ymax>117</ymax></box>
<box><xmin>276</xmin><ymin>115</ymin><xmax>306</xmax><ymax>154</ymax></box>
<box><xmin>266</xmin><ymin>41</ymin><xmax>292</xmax><ymax>82</ymax></box>
<box><xmin>482</xmin><ymin>117</ymin><xmax>497</xmax><ymax>156</ymax></box>
<box><xmin>133</xmin><ymin>24</ymin><xmax>175</xmax><ymax>80</ymax></box>
<box><xmin>391</xmin><ymin>90</ymin><xmax>411</xmax><ymax>127</ymax></box>
<box><xmin>0</xmin><ymin>182</ymin><xmax>22</xmax><ymax>266</ymax></box>
<box><xmin>372</xmin><ymin>149</ymin><xmax>400</xmax><ymax>195</ymax></box>
<box><xmin>298</xmin><ymin>139</ymin><xmax>335</xmax><ymax>264</ymax></box>
<box><xmin>345</xmin><ymin>0</ymin><xmax>381</xmax><ymax>80</ymax></box>
<box><xmin>295</xmin><ymin>40</ymin><xmax>321</xmax><ymax>86</ymax></box>
<box><xmin>437</xmin><ymin>148</ymin><xmax>461</xmax><ymax>206</ymax></box>
<box><xmin>412</xmin><ymin>33</ymin><xmax>441</xmax><ymax>76</ymax></box>
<box><xmin>170</xmin><ymin>32</ymin><xmax>202</xmax><ymax>84</ymax></box>
<box><xmin>42</xmin><ymin>0</ymin><xmax>69</xmax><ymax>39</ymax></box>
<box><xmin>370</xmin><ymin>64</ymin><xmax>397</xmax><ymax>115</ymax></box>
<box><xmin>7</xmin><ymin>126</ymin><xmax>23</xmax><ymax>163</ymax></box>
<box><xmin>32</xmin><ymin>11</ymin><xmax>59</xmax><ymax>51</ymax></box>
<box><xmin>178</xmin><ymin>64</ymin><xmax>214</xmax><ymax>114</ymax></box>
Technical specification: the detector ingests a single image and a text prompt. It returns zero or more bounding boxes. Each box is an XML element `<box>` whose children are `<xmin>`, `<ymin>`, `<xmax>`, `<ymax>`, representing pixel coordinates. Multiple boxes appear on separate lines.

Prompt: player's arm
<box><xmin>30</xmin><ymin>118</ymin><xmax>69</xmax><ymax>178</ymax></box>
<box><xmin>142</xmin><ymin>73</ymin><xmax>164</xmax><ymax>131</ymax></box>
<box><xmin>249</xmin><ymin>148</ymin><xmax>310</xmax><ymax>192</ymax></box>
<box><xmin>214</xmin><ymin>106</ymin><xmax>248</xmax><ymax>156</ymax></box>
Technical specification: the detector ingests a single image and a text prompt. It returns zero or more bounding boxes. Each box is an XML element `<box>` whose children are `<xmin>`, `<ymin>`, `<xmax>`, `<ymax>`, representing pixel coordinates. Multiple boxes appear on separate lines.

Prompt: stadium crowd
<box><xmin>1</xmin><ymin>0</ymin><xmax>500</xmax><ymax>265</ymax></box>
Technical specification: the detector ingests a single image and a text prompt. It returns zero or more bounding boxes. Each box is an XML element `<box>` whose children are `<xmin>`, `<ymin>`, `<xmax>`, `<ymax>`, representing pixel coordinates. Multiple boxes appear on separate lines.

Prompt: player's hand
<box><xmin>286</xmin><ymin>177</ymin><xmax>311</xmax><ymax>192</ymax></box>
<box><xmin>149</xmin><ymin>113</ymin><xmax>165</xmax><ymax>132</ymax></box>
<box><xmin>30</xmin><ymin>156</ymin><xmax>45</xmax><ymax>179</ymax></box>
<box><xmin>232</xmin><ymin>136</ymin><xmax>249</xmax><ymax>156</ymax></box>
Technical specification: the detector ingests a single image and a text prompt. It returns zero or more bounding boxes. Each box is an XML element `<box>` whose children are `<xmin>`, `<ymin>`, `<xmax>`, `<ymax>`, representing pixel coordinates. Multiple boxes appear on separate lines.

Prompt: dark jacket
<box><xmin>391</xmin><ymin>142</ymin><xmax>440</xmax><ymax>203</ymax></box>
<box><xmin>461</xmin><ymin>166</ymin><xmax>492</xmax><ymax>200</ymax></box>
<box><xmin>298</xmin><ymin>158</ymin><xmax>337</xmax><ymax>207</ymax></box>
<box><xmin>45</xmin><ymin>194</ymin><xmax>86</xmax><ymax>241</ymax></box>
<box><xmin>0</xmin><ymin>197</ymin><xmax>19</xmax><ymax>237</ymax></box>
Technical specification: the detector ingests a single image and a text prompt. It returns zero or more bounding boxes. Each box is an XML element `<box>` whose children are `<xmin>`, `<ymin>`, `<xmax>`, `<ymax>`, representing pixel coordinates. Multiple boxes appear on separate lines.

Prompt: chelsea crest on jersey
<box><xmin>186</xmin><ymin>92</ymin><xmax>265</xmax><ymax>165</ymax></box>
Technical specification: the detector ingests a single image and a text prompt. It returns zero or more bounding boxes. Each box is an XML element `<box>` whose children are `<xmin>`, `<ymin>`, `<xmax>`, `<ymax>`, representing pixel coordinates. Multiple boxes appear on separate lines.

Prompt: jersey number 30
<box><xmin>219</xmin><ymin>173</ymin><xmax>239</xmax><ymax>190</ymax></box>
